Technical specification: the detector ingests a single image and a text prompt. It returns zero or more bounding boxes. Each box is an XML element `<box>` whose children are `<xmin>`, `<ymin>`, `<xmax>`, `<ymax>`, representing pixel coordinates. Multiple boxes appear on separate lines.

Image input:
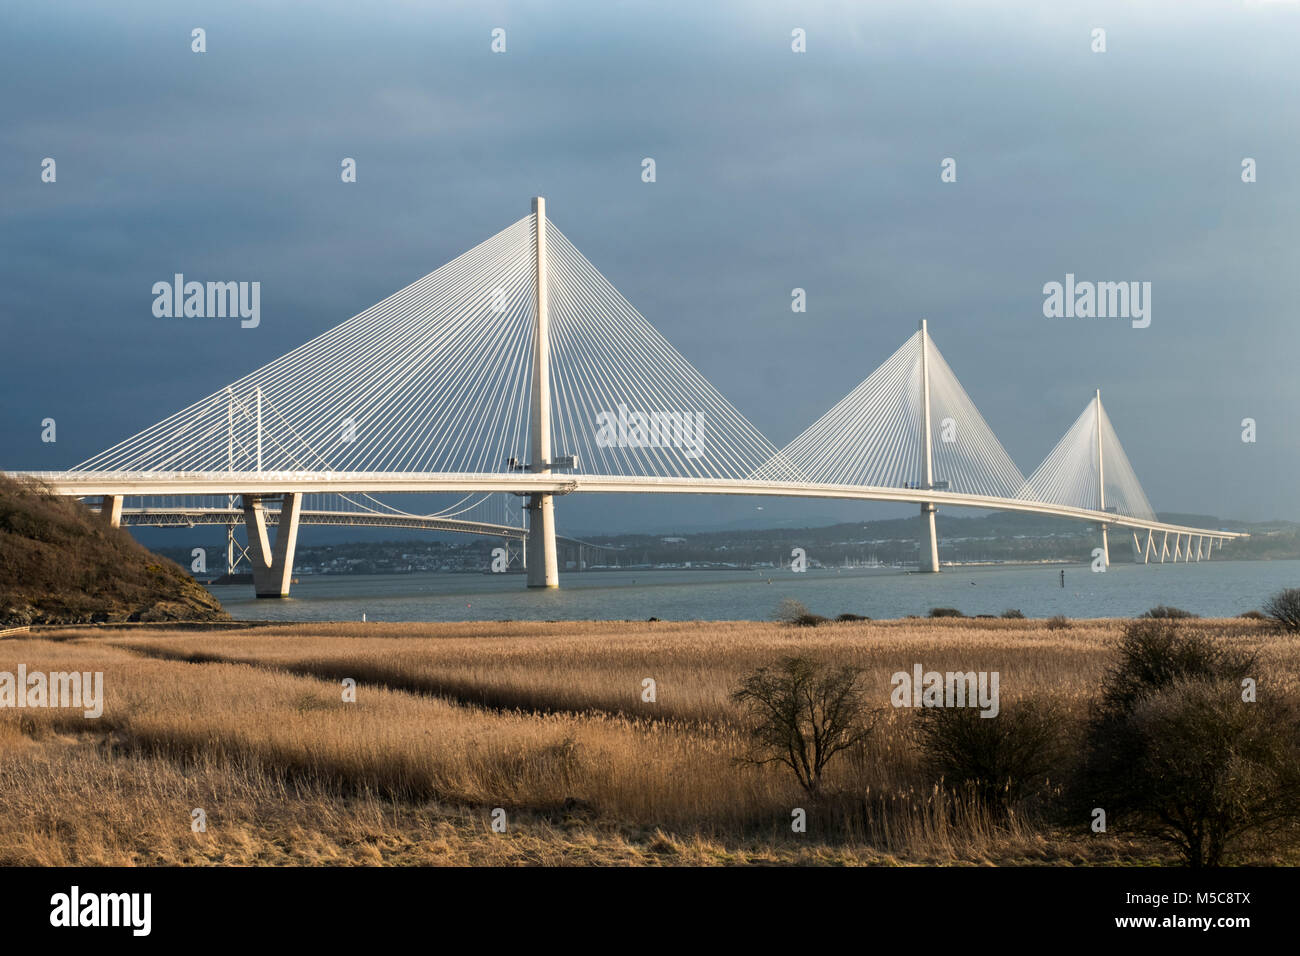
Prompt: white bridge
<box><xmin>16</xmin><ymin>198</ymin><xmax>1245</xmax><ymax>596</ymax></box>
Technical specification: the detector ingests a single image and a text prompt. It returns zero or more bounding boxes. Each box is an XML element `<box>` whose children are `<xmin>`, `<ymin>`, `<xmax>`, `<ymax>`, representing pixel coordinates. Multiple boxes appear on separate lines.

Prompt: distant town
<box><xmin>155</xmin><ymin>511</ymin><xmax>1297</xmax><ymax>580</ymax></box>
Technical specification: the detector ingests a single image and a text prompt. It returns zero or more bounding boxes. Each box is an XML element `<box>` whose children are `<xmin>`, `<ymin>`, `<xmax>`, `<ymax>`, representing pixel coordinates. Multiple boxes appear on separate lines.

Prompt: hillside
<box><xmin>0</xmin><ymin>474</ymin><xmax>228</xmax><ymax>626</ymax></box>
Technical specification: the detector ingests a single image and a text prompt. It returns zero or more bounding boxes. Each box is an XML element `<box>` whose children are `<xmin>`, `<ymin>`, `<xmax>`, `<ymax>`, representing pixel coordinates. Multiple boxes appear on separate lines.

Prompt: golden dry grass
<box><xmin>1</xmin><ymin>618</ymin><xmax>1295</xmax><ymax>866</ymax></box>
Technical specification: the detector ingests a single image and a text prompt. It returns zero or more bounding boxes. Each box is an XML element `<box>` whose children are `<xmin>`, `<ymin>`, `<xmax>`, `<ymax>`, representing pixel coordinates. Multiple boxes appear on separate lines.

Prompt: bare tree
<box><xmin>1263</xmin><ymin>588</ymin><xmax>1300</xmax><ymax>633</ymax></box>
<box><xmin>731</xmin><ymin>656</ymin><xmax>876</xmax><ymax>795</ymax></box>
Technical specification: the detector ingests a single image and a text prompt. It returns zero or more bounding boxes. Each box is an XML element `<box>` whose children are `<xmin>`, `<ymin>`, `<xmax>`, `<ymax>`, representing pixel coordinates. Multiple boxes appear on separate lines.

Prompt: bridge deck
<box><xmin>17</xmin><ymin>471</ymin><xmax>1246</xmax><ymax>540</ymax></box>
<box><xmin>115</xmin><ymin>507</ymin><xmax>526</xmax><ymax>538</ymax></box>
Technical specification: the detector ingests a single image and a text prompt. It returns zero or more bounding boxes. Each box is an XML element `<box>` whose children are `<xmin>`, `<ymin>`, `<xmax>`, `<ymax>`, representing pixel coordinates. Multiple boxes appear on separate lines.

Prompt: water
<box><xmin>208</xmin><ymin>559</ymin><xmax>1300</xmax><ymax>623</ymax></box>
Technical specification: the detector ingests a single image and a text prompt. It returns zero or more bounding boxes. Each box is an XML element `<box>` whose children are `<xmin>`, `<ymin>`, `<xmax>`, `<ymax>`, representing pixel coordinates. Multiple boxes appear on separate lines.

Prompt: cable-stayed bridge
<box><xmin>18</xmin><ymin>198</ymin><xmax>1245</xmax><ymax>596</ymax></box>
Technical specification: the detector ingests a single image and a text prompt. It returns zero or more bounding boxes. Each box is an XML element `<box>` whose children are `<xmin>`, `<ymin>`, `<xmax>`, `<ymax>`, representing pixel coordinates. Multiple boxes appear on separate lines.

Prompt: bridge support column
<box><xmin>1160</xmin><ymin>531</ymin><xmax>1169</xmax><ymax>562</ymax></box>
<box><xmin>920</xmin><ymin>503</ymin><xmax>939</xmax><ymax>573</ymax></box>
<box><xmin>1093</xmin><ymin>390</ymin><xmax>1109</xmax><ymax>569</ymax></box>
<box><xmin>526</xmin><ymin>494</ymin><xmax>558</xmax><ymax>588</ymax></box>
<box><xmin>1131</xmin><ymin>530</ymin><xmax>1141</xmax><ymax>563</ymax></box>
<box><xmin>242</xmin><ymin>493</ymin><xmax>302</xmax><ymax>598</ymax></box>
<box><xmin>1143</xmin><ymin>529</ymin><xmax>1154</xmax><ymax>564</ymax></box>
<box><xmin>226</xmin><ymin>522</ymin><xmax>238</xmax><ymax>575</ymax></box>
<box><xmin>917</xmin><ymin>320</ymin><xmax>940</xmax><ymax>573</ymax></box>
<box><xmin>99</xmin><ymin>495</ymin><xmax>123</xmax><ymax>528</ymax></box>
<box><xmin>526</xmin><ymin>196</ymin><xmax>559</xmax><ymax>588</ymax></box>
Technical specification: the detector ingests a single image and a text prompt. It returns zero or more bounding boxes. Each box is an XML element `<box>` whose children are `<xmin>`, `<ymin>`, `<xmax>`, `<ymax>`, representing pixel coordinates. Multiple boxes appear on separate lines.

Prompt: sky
<box><xmin>2</xmin><ymin>0</ymin><xmax>1297</xmax><ymax>537</ymax></box>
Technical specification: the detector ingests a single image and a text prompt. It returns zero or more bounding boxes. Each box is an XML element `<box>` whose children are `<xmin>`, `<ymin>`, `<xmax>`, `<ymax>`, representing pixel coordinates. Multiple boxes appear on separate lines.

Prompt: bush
<box><xmin>1140</xmin><ymin>605</ymin><xmax>1198</xmax><ymax>619</ymax></box>
<box><xmin>795</xmin><ymin>614</ymin><xmax>829</xmax><ymax>627</ymax></box>
<box><xmin>1239</xmin><ymin>610</ymin><xmax>1268</xmax><ymax>620</ymax></box>
<box><xmin>835</xmin><ymin>613</ymin><xmax>870</xmax><ymax>622</ymax></box>
<box><xmin>928</xmin><ymin>607</ymin><xmax>964</xmax><ymax>618</ymax></box>
<box><xmin>1097</xmin><ymin>618</ymin><xmax>1255</xmax><ymax>718</ymax></box>
<box><xmin>732</xmin><ymin>656</ymin><xmax>877</xmax><ymax>795</ymax></box>
<box><xmin>1263</xmin><ymin>588</ymin><xmax>1300</xmax><ymax>632</ymax></box>
<box><xmin>772</xmin><ymin>598</ymin><xmax>827</xmax><ymax>627</ymax></box>
<box><xmin>914</xmin><ymin>698</ymin><xmax>1067</xmax><ymax>816</ymax></box>
<box><xmin>1087</xmin><ymin>678</ymin><xmax>1300</xmax><ymax>865</ymax></box>
<box><xmin>1001</xmin><ymin>609</ymin><xmax>1025</xmax><ymax>619</ymax></box>
<box><xmin>1045</xmin><ymin>615</ymin><xmax>1070</xmax><ymax>630</ymax></box>
<box><xmin>1078</xmin><ymin>619</ymin><xmax>1291</xmax><ymax>866</ymax></box>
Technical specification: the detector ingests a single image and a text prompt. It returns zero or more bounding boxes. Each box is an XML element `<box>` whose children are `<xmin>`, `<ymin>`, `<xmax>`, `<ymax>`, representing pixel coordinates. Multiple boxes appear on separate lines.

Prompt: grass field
<box><xmin>1</xmin><ymin>617</ymin><xmax>1296</xmax><ymax>866</ymax></box>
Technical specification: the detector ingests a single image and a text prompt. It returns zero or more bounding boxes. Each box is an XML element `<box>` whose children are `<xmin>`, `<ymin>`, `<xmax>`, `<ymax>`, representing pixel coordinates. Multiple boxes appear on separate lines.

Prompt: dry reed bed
<box><xmin>101</xmin><ymin>618</ymin><xmax>1136</xmax><ymax>727</ymax></box>
<box><xmin>2</xmin><ymin>618</ymin><xmax>1291</xmax><ymax>865</ymax></box>
<box><xmin>0</xmin><ymin>637</ymin><xmax>1059</xmax><ymax>864</ymax></box>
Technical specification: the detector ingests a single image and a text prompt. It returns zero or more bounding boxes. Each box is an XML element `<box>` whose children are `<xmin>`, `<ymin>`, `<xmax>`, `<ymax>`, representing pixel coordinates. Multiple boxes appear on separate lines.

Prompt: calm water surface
<box><xmin>209</xmin><ymin>559</ymin><xmax>1300</xmax><ymax>623</ymax></box>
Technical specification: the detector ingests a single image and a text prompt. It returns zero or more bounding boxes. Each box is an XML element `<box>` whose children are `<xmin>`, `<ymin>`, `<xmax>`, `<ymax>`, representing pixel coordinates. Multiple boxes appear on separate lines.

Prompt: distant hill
<box><xmin>0</xmin><ymin>475</ymin><xmax>229</xmax><ymax>626</ymax></box>
<box><xmin>567</xmin><ymin>510</ymin><xmax>1290</xmax><ymax>567</ymax></box>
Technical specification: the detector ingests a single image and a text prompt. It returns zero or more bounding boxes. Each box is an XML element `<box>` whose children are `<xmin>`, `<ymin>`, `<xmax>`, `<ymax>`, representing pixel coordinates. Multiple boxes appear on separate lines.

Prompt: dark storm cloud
<box><xmin>1</xmin><ymin>0</ymin><xmax>1296</xmax><ymax>530</ymax></box>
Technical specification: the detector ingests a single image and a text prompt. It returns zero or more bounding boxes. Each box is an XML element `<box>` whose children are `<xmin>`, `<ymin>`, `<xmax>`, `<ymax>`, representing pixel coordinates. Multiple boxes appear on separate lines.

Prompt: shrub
<box><xmin>1140</xmin><ymin>605</ymin><xmax>1197</xmax><ymax>619</ymax></box>
<box><xmin>1045</xmin><ymin>615</ymin><xmax>1070</xmax><ymax>630</ymax></box>
<box><xmin>731</xmin><ymin>656</ymin><xmax>877</xmax><ymax>795</ymax></box>
<box><xmin>1238</xmin><ymin>610</ymin><xmax>1268</xmax><ymax>620</ymax></box>
<box><xmin>835</xmin><ymin>613</ymin><xmax>870</xmax><ymax>622</ymax></box>
<box><xmin>1078</xmin><ymin>619</ymin><xmax>1290</xmax><ymax>865</ymax></box>
<box><xmin>1086</xmin><ymin>678</ymin><xmax>1300</xmax><ymax>866</ymax></box>
<box><xmin>773</xmin><ymin>598</ymin><xmax>826</xmax><ymax>627</ymax></box>
<box><xmin>1001</xmin><ymin>609</ymin><xmax>1025</xmax><ymax>619</ymax></box>
<box><xmin>928</xmin><ymin>607</ymin><xmax>964</xmax><ymax>618</ymax></box>
<box><xmin>914</xmin><ymin>698</ymin><xmax>1068</xmax><ymax>816</ymax></box>
<box><xmin>1263</xmin><ymin>588</ymin><xmax>1300</xmax><ymax>633</ymax></box>
<box><xmin>1097</xmin><ymin>618</ymin><xmax>1255</xmax><ymax>718</ymax></box>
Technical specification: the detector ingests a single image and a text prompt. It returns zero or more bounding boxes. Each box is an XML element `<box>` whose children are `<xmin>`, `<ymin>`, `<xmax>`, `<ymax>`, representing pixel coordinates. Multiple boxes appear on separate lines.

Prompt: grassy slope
<box><xmin>0</xmin><ymin>474</ymin><xmax>228</xmax><ymax>626</ymax></box>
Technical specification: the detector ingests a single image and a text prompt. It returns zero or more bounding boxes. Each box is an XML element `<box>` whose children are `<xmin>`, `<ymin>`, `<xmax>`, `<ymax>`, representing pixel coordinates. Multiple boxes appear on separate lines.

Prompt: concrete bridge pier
<box><xmin>919</xmin><ymin>502</ymin><xmax>940</xmax><ymax>573</ymax></box>
<box><xmin>1093</xmin><ymin>390</ymin><xmax>1109</xmax><ymax>569</ymax></box>
<box><xmin>525</xmin><ymin>493</ymin><xmax>558</xmax><ymax>587</ymax></box>
<box><xmin>526</xmin><ymin>196</ymin><xmax>560</xmax><ymax>589</ymax></box>
<box><xmin>242</xmin><ymin>493</ymin><xmax>302</xmax><ymax>597</ymax></box>
<box><xmin>99</xmin><ymin>494</ymin><xmax>123</xmax><ymax>528</ymax></box>
<box><xmin>917</xmin><ymin>320</ymin><xmax>940</xmax><ymax>573</ymax></box>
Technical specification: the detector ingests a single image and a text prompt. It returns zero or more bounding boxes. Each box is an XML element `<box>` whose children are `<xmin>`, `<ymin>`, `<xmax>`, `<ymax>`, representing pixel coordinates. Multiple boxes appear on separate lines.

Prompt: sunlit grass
<box><xmin>0</xmin><ymin>618</ymin><xmax>1292</xmax><ymax>866</ymax></box>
